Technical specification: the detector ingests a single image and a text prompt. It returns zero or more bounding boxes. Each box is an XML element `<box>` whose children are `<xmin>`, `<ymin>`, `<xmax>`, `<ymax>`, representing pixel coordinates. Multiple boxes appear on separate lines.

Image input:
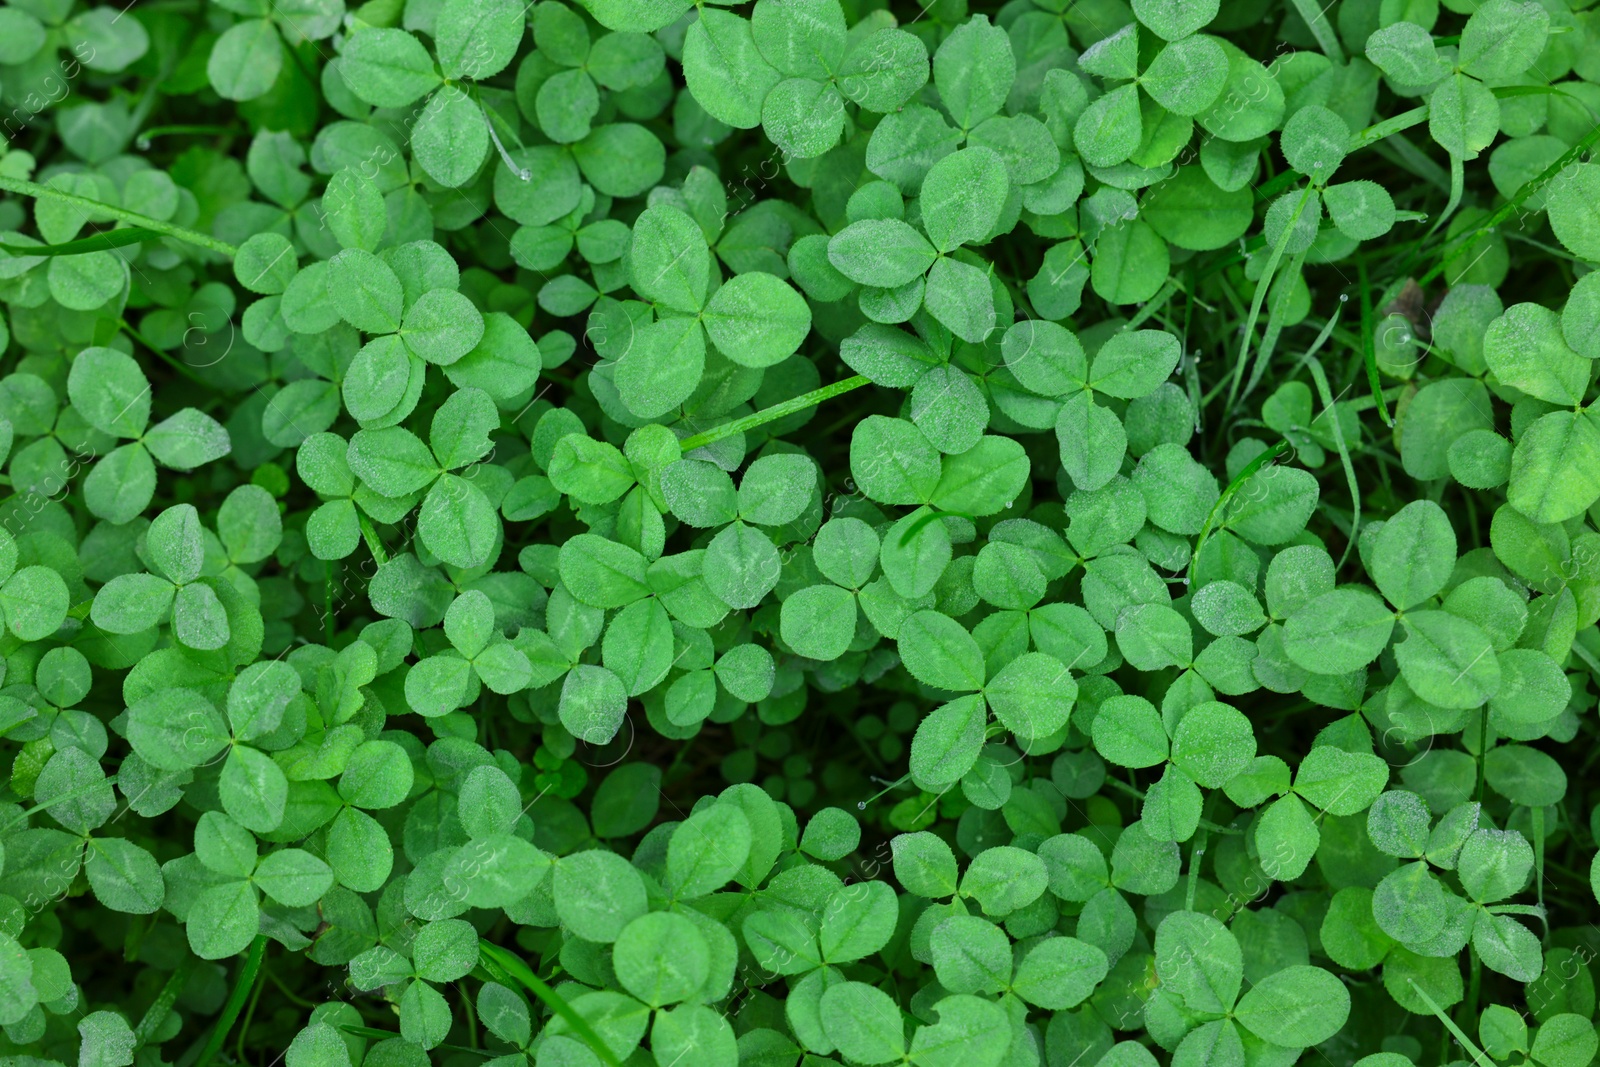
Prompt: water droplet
<box><xmin>857</xmin><ymin>801</ymin><xmax>867</xmax><ymax>810</ymax></box>
<box><xmin>1004</xmin><ymin>501</ymin><xmax>1013</xmax><ymax>509</ymax></box>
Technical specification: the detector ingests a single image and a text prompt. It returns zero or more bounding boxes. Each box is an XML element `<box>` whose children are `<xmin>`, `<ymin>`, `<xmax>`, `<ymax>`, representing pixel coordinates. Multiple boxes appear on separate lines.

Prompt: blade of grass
<box><xmin>1225</xmin><ymin>185</ymin><xmax>1312</xmax><ymax>413</ymax></box>
<box><xmin>1303</xmin><ymin>348</ymin><xmax>1363</xmax><ymax>569</ymax></box>
<box><xmin>0</xmin><ymin>174</ymin><xmax>237</xmax><ymax>257</ymax></box>
<box><xmin>1</xmin><ymin>772</ymin><xmax>120</xmax><ymax>833</ymax></box>
<box><xmin>0</xmin><ymin>227</ymin><xmax>165</xmax><ymax>257</ymax></box>
<box><xmin>1532</xmin><ymin>804</ymin><xmax>1547</xmax><ymax>941</ymax></box>
<box><xmin>680</xmin><ymin>374</ymin><xmax>870</xmax><ymax>453</ymax></box>
<box><xmin>1407</xmin><ymin>978</ymin><xmax>1493</xmax><ymax>1067</ymax></box>
<box><xmin>191</xmin><ymin>934</ymin><xmax>267</xmax><ymax>1067</ymax></box>
<box><xmin>338</xmin><ymin>1025</ymin><xmax>493</xmax><ymax>1057</ymax></box>
<box><xmin>1349</xmin><ymin>104</ymin><xmax>1430</xmax><ymax>151</ymax></box>
<box><xmin>1435</xmin><ymin>152</ymin><xmax>1465</xmax><ymax>231</ymax></box>
<box><xmin>1418</xmin><ymin>118</ymin><xmax>1600</xmax><ymax>287</ymax></box>
<box><xmin>1288</xmin><ymin>0</ymin><xmax>1343</xmax><ymax>61</ymax></box>
<box><xmin>1122</xmin><ymin>277</ymin><xmax>1178</xmax><ymax>331</ymax></box>
<box><xmin>479</xmin><ymin>940</ymin><xmax>625</xmax><ymax>1067</ymax></box>
<box><xmin>1372</xmin><ymin>133</ymin><xmax>1452</xmax><ymax>192</ymax></box>
<box><xmin>898</xmin><ymin>507</ymin><xmax>975</xmax><ymax>547</ymax></box>
<box><xmin>1239</xmin><ymin>247</ymin><xmax>1309</xmax><ymax>405</ymax></box>
<box><xmin>134</xmin><ymin>957</ymin><xmax>196</xmax><ymax>1050</ymax></box>
<box><xmin>1186</xmin><ymin>440</ymin><xmax>1290</xmax><ymax>590</ymax></box>
<box><xmin>1355</xmin><ymin>258</ymin><xmax>1392</xmax><ymax>427</ymax></box>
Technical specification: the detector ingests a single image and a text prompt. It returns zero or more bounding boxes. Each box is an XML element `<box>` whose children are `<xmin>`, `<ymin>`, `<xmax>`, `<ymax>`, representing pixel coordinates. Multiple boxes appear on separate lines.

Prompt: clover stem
<box><xmin>334</xmin><ymin>1024</ymin><xmax>491</xmax><ymax>1058</ymax></box>
<box><xmin>679</xmin><ymin>374</ymin><xmax>871</xmax><ymax>453</ymax></box>
<box><xmin>0</xmin><ymin>174</ymin><xmax>238</xmax><ymax>257</ymax></box>
<box><xmin>192</xmin><ymin>934</ymin><xmax>268</xmax><ymax>1067</ymax></box>
<box><xmin>357</xmin><ymin>510</ymin><xmax>389</xmax><ymax>567</ymax></box>
<box><xmin>1185</xmin><ymin>793</ymin><xmax>1214</xmax><ymax>912</ymax></box>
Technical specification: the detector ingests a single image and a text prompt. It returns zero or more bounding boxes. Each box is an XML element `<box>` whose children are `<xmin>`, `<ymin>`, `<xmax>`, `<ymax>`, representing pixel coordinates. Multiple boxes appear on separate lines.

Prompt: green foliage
<box><xmin>0</xmin><ymin>1</ymin><xmax>1597</xmax><ymax>1066</ymax></box>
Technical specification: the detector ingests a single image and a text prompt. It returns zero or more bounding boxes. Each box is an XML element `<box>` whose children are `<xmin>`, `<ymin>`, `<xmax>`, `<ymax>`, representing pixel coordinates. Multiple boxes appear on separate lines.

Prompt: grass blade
<box><xmin>0</xmin><ymin>227</ymin><xmax>165</xmax><ymax>257</ymax></box>
<box><xmin>0</xmin><ymin>174</ymin><xmax>237</xmax><ymax>257</ymax></box>
<box><xmin>478</xmin><ymin>940</ymin><xmax>625</xmax><ymax>1067</ymax></box>
<box><xmin>680</xmin><ymin>374</ymin><xmax>870</xmax><ymax>453</ymax></box>
<box><xmin>191</xmin><ymin>935</ymin><xmax>267</xmax><ymax>1067</ymax></box>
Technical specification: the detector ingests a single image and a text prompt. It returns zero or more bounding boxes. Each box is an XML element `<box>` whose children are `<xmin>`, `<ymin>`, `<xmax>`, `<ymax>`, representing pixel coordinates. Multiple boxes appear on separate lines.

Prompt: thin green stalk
<box><xmin>1253</xmin><ymin>169</ymin><xmax>1301</xmax><ymax>203</ymax></box>
<box><xmin>1461</xmin><ymin>949</ymin><xmax>1483</xmax><ymax>1045</ymax></box>
<box><xmin>1419</xmin><ymin>118</ymin><xmax>1600</xmax><ymax>287</ymax></box>
<box><xmin>134</xmin><ymin>125</ymin><xmax>244</xmax><ymax>148</ymax></box>
<box><xmin>117</xmin><ymin>318</ymin><xmax>215</xmax><ymax>389</ymax></box>
<box><xmin>1184</xmin><ymin>828</ymin><xmax>1206</xmax><ymax>913</ymax></box>
<box><xmin>1345</xmin><ymin>383</ymin><xmax>1408</xmax><ymax>413</ymax></box>
<box><xmin>899</xmin><ymin>506</ymin><xmax>975</xmax><ymax>547</ymax></box>
<box><xmin>680</xmin><ymin>375</ymin><xmax>870</xmax><ymax>453</ymax></box>
<box><xmin>324</xmin><ymin>562</ymin><xmax>337</xmax><ymax>644</ymax></box>
<box><xmin>1187</xmin><ymin>440</ymin><xmax>1290</xmax><ymax>589</ymax></box>
<box><xmin>0</xmin><ymin>174</ymin><xmax>236</xmax><ymax>257</ymax></box>
<box><xmin>1476</xmin><ymin>701</ymin><xmax>1492</xmax><ymax>805</ymax></box>
<box><xmin>1570</xmin><ymin>636</ymin><xmax>1600</xmax><ymax>685</ymax></box>
<box><xmin>1408</xmin><ymin>977</ymin><xmax>1493</xmax><ymax>1067</ymax></box>
<box><xmin>1</xmin><ymin>773</ymin><xmax>120</xmax><ymax>833</ymax></box>
<box><xmin>459</xmin><ymin>982</ymin><xmax>479</xmax><ymax>1049</ymax></box>
<box><xmin>264</xmin><ymin>966</ymin><xmax>318</xmax><ymax>1009</ymax></box>
<box><xmin>1302</xmin><ymin>346</ymin><xmax>1362</xmax><ymax>568</ymax></box>
<box><xmin>1436</xmin><ymin>152</ymin><xmax>1465</xmax><ymax>232</ymax></box>
<box><xmin>193</xmin><ymin>934</ymin><xmax>268</xmax><ymax>1067</ymax></box>
<box><xmin>1185</xmin><ymin>794</ymin><xmax>1214</xmax><ymax>913</ymax></box>
<box><xmin>1349</xmin><ymin>104</ymin><xmax>1430</xmax><ymax>151</ymax></box>
<box><xmin>0</xmin><ymin>228</ymin><xmax>164</xmax><ymax>257</ymax></box>
<box><xmin>337</xmin><ymin>1025</ymin><xmax>491</xmax><ymax>1058</ymax></box>
<box><xmin>1239</xmin><ymin>247</ymin><xmax>1309</xmax><ymax>404</ymax></box>
<box><xmin>1532</xmin><ymin>804</ymin><xmax>1547</xmax><ymax>940</ymax></box>
<box><xmin>1374</xmin><ymin>133</ymin><xmax>1453</xmax><ymax>192</ymax></box>
<box><xmin>1123</xmin><ymin>278</ymin><xmax>1178</xmax><ymax>331</ymax></box>
<box><xmin>357</xmin><ymin>510</ymin><xmax>389</xmax><ymax>567</ymax></box>
<box><xmin>1289</xmin><ymin>0</ymin><xmax>1343</xmax><ymax>62</ymax></box>
<box><xmin>1225</xmin><ymin>185</ymin><xmax>1312</xmax><ymax>413</ymax></box>
<box><xmin>134</xmin><ymin>957</ymin><xmax>196</xmax><ymax>1050</ymax></box>
<box><xmin>479</xmin><ymin>941</ymin><xmax>625</xmax><ymax>1067</ymax></box>
<box><xmin>235</xmin><ymin>960</ymin><xmax>268</xmax><ymax>1065</ymax></box>
<box><xmin>1355</xmin><ymin>259</ymin><xmax>1392</xmax><ymax>427</ymax></box>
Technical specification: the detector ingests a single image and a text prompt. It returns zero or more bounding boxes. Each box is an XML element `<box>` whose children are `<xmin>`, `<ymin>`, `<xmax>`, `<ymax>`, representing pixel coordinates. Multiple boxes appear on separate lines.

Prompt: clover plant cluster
<box><xmin>0</xmin><ymin>0</ymin><xmax>1599</xmax><ymax>1066</ymax></box>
